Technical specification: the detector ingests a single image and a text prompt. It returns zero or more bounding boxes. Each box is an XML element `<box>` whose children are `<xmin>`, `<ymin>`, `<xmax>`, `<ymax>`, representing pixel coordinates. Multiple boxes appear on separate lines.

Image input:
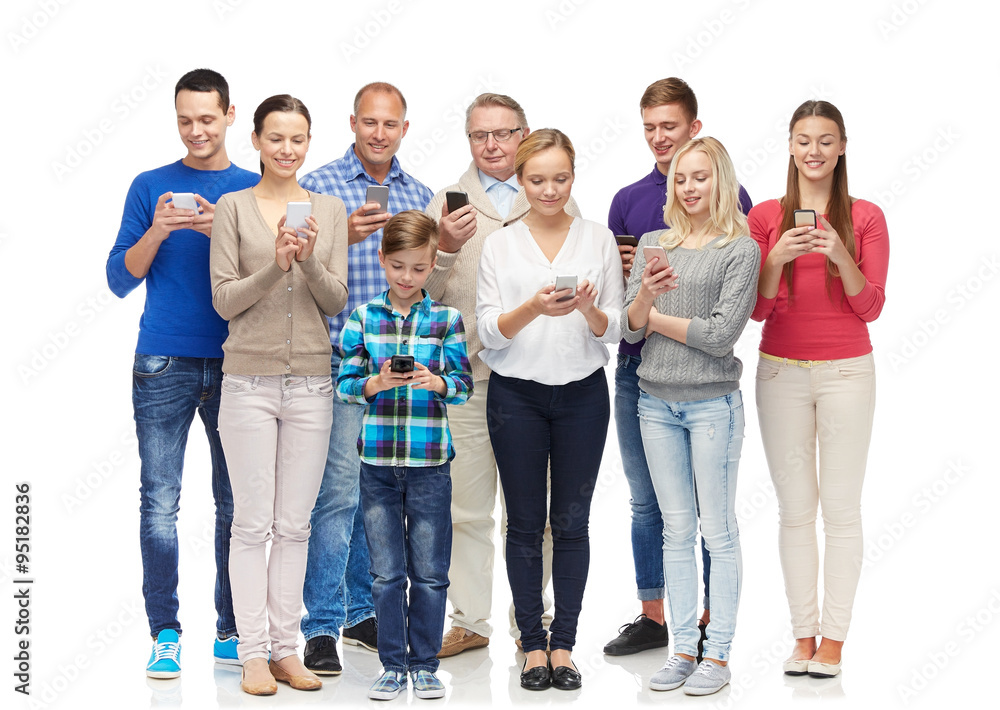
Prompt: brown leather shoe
<box><xmin>438</xmin><ymin>627</ymin><xmax>489</xmax><ymax>658</ymax></box>
<box><xmin>240</xmin><ymin>658</ymin><xmax>277</xmax><ymax>696</ymax></box>
<box><xmin>269</xmin><ymin>657</ymin><xmax>322</xmax><ymax>691</ymax></box>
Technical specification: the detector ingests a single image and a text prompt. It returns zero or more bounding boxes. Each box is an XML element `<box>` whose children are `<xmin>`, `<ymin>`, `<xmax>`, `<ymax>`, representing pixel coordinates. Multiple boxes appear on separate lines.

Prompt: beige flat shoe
<box><xmin>270</xmin><ymin>657</ymin><xmax>323</xmax><ymax>691</ymax></box>
<box><xmin>807</xmin><ymin>659</ymin><xmax>842</xmax><ymax>678</ymax></box>
<box><xmin>241</xmin><ymin>658</ymin><xmax>277</xmax><ymax>695</ymax></box>
<box><xmin>782</xmin><ymin>658</ymin><xmax>810</xmax><ymax>675</ymax></box>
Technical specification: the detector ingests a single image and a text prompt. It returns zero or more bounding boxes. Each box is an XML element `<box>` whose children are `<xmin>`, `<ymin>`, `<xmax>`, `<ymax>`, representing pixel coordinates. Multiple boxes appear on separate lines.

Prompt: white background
<box><xmin>2</xmin><ymin>0</ymin><xmax>997</xmax><ymax>708</ymax></box>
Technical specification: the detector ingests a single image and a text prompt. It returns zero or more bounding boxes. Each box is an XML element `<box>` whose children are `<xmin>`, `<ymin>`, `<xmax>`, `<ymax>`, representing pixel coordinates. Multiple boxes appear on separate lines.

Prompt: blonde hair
<box><xmin>659</xmin><ymin>137</ymin><xmax>747</xmax><ymax>250</ymax></box>
<box><xmin>514</xmin><ymin>128</ymin><xmax>575</xmax><ymax>176</ymax></box>
<box><xmin>381</xmin><ymin>211</ymin><xmax>439</xmax><ymax>256</ymax></box>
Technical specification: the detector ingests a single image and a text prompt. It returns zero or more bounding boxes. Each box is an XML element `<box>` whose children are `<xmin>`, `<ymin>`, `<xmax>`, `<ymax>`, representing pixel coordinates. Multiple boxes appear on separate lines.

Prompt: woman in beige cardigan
<box><xmin>210</xmin><ymin>94</ymin><xmax>348</xmax><ymax>696</ymax></box>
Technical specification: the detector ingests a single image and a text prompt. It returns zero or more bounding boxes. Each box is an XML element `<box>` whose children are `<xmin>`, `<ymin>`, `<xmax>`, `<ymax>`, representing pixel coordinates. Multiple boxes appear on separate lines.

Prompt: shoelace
<box><xmin>693</xmin><ymin>661</ymin><xmax>715</xmax><ymax>676</ymax></box>
<box><xmin>617</xmin><ymin>615</ymin><xmax>647</xmax><ymax>636</ymax></box>
<box><xmin>153</xmin><ymin>641</ymin><xmax>180</xmax><ymax>662</ymax></box>
<box><xmin>660</xmin><ymin>655</ymin><xmax>686</xmax><ymax>671</ymax></box>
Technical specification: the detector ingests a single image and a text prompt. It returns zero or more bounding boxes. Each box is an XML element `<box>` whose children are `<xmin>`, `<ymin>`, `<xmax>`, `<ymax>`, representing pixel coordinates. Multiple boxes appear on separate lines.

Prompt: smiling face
<box><xmin>790</xmin><ymin>115</ymin><xmax>846</xmax><ymax>186</ymax></box>
<box><xmin>518</xmin><ymin>147</ymin><xmax>574</xmax><ymax>218</ymax></box>
<box><xmin>642</xmin><ymin>102</ymin><xmax>702</xmax><ymax>175</ymax></box>
<box><xmin>251</xmin><ymin>111</ymin><xmax>310</xmax><ymax>180</ymax></box>
<box><xmin>468</xmin><ymin>105</ymin><xmax>526</xmax><ymax>182</ymax></box>
<box><xmin>673</xmin><ymin>148</ymin><xmax>714</xmax><ymax>230</ymax></box>
<box><xmin>350</xmin><ymin>90</ymin><xmax>408</xmax><ymax>180</ymax></box>
<box><xmin>176</xmin><ymin>89</ymin><xmax>235</xmax><ymax>169</ymax></box>
<box><xmin>379</xmin><ymin>244</ymin><xmax>436</xmax><ymax>310</ymax></box>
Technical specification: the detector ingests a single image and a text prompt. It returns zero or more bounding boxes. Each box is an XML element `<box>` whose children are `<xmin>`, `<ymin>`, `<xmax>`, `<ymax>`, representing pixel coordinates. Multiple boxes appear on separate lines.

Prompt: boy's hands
<box><xmin>364</xmin><ymin>359</ymin><xmax>446</xmax><ymax>398</ymax></box>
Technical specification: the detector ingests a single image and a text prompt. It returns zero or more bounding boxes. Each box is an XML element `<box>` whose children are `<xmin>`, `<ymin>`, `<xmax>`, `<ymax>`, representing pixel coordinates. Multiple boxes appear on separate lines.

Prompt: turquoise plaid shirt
<box><xmin>338</xmin><ymin>289</ymin><xmax>473</xmax><ymax>466</ymax></box>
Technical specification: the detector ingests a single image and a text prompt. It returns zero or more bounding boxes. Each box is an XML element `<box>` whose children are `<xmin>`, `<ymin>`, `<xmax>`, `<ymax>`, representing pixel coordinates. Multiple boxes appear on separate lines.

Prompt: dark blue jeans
<box><xmin>360</xmin><ymin>462</ymin><xmax>452</xmax><ymax>674</ymax></box>
<box><xmin>132</xmin><ymin>354</ymin><xmax>236</xmax><ymax>639</ymax></box>
<box><xmin>487</xmin><ymin>370</ymin><xmax>609</xmax><ymax>653</ymax></box>
<box><xmin>616</xmin><ymin>353</ymin><xmax>711</xmax><ymax>609</ymax></box>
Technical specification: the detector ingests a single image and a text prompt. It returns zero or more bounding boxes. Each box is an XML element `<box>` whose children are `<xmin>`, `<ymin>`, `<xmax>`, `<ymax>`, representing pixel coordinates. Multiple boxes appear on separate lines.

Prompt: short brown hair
<box><xmin>465</xmin><ymin>93</ymin><xmax>528</xmax><ymax>135</ymax></box>
<box><xmin>353</xmin><ymin>81</ymin><xmax>407</xmax><ymax>117</ymax></box>
<box><xmin>639</xmin><ymin>77</ymin><xmax>698</xmax><ymax>123</ymax></box>
<box><xmin>514</xmin><ymin>128</ymin><xmax>575</xmax><ymax>177</ymax></box>
<box><xmin>381</xmin><ymin>211</ymin><xmax>439</xmax><ymax>256</ymax></box>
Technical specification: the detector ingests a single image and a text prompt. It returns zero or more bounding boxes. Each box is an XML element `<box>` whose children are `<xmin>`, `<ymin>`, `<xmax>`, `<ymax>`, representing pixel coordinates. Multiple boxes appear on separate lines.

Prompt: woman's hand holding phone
<box><xmin>638</xmin><ymin>258</ymin><xmax>678</xmax><ymax>303</ymax></box>
<box><xmin>770</xmin><ymin>225</ymin><xmax>818</xmax><ymax>266</ymax></box>
<box><xmin>575</xmin><ymin>279</ymin><xmax>599</xmax><ymax>314</ymax></box>
<box><xmin>805</xmin><ymin>215</ymin><xmax>850</xmax><ymax>267</ymax></box>
<box><xmin>274</xmin><ymin>215</ymin><xmax>301</xmax><ymax>271</ymax></box>
<box><xmin>534</xmin><ymin>284</ymin><xmax>578</xmax><ymax>317</ymax></box>
<box><xmin>293</xmin><ymin>215</ymin><xmax>319</xmax><ymax>262</ymax></box>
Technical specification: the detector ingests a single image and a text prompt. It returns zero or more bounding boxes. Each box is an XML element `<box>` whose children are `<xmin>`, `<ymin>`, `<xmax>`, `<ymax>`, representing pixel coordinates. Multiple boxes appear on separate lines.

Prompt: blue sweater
<box><xmin>107</xmin><ymin>160</ymin><xmax>259</xmax><ymax>357</ymax></box>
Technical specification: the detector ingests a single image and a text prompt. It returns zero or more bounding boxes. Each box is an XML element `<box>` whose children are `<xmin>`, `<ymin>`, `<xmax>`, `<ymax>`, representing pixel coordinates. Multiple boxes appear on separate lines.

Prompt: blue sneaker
<box><xmin>213</xmin><ymin>636</ymin><xmax>241</xmax><ymax>666</ymax></box>
<box><xmin>147</xmin><ymin>629</ymin><xmax>181</xmax><ymax>679</ymax></box>
<box><xmin>410</xmin><ymin>670</ymin><xmax>446</xmax><ymax>699</ymax></box>
<box><xmin>369</xmin><ymin>670</ymin><xmax>407</xmax><ymax>700</ymax></box>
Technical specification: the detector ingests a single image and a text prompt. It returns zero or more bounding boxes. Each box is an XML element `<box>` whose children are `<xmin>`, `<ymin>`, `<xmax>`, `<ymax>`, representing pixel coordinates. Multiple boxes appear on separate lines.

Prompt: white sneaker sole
<box><xmin>683</xmin><ymin>680</ymin><xmax>730</xmax><ymax>696</ymax></box>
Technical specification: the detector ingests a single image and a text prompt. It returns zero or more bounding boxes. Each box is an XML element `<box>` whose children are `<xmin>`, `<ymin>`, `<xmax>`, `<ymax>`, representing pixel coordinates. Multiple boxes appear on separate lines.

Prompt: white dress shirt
<box><xmin>477</xmin><ymin>217</ymin><xmax>623</xmax><ymax>386</ymax></box>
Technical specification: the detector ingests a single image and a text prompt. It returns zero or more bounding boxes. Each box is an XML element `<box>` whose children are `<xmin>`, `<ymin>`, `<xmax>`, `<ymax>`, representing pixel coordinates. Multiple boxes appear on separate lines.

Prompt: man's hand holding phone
<box><xmin>150</xmin><ymin>192</ymin><xmax>197</xmax><ymax>242</ymax></box>
<box><xmin>348</xmin><ymin>202</ymin><xmax>391</xmax><ymax>245</ymax></box>
<box><xmin>438</xmin><ymin>195</ymin><xmax>477</xmax><ymax>254</ymax></box>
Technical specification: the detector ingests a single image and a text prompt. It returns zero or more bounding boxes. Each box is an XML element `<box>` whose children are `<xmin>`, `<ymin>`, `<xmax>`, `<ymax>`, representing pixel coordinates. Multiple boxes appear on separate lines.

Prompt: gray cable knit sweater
<box><xmin>621</xmin><ymin>230</ymin><xmax>760</xmax><ymax>402</ymax></box>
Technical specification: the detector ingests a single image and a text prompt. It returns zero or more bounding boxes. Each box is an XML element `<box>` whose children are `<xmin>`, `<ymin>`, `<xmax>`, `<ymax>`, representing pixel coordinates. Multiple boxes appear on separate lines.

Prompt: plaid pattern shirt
<box><xmin>300</xmin><ymin>145</ymin><xmax>434</xmax><ymax>346</ymax></box>
<box><xmin>338</xmin><ymin>290</ymin><xmax>473</xmax><ymax>467</ymax></box>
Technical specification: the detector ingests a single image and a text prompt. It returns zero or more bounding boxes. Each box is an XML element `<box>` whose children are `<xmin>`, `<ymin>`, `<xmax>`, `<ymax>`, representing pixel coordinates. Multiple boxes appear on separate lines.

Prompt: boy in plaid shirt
<box><xmin>337</xmin><ymin>211</ymin><xmax>473</xmax><ymax>700</ymax></box>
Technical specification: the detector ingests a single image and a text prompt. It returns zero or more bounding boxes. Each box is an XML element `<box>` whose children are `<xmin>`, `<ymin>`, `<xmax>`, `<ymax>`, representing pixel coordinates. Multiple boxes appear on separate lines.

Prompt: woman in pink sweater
<box><xmin>749</xmin><ymin>100</ymin><xmax>889</xmax><ymax>679</ymax></box>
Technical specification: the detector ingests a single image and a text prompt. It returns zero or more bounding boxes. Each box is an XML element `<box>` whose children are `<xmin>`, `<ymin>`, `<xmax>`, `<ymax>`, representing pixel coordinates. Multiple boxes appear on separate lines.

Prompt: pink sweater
<box><xmin>749</xmin><ymin>198</ymin><xmax>889</xmax><ymax>360</ymax></box>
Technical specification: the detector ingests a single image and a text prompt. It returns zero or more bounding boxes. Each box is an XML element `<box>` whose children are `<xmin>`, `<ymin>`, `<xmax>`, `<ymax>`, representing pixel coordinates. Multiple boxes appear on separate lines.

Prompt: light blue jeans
<box><xmin>639</xmin><ymin>390</ymin><xmax>744</xmax><ymax>662</ymax></box>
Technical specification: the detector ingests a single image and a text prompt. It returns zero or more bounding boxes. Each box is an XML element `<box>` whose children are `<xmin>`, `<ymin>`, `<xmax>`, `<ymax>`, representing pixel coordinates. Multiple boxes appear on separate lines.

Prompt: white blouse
<box><xmin>476</xmin><ymin>217</ymin><xmax>623</xmax><ymax>386</ymax></box>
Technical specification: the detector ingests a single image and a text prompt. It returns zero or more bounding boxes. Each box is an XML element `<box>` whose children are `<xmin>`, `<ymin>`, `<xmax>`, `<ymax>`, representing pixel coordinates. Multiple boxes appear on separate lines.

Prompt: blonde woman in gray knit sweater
<box><xmin>210</xmin><ymin>95</ymin><xmax>348</xmax><ymax>696</ymax></box>
<box><xmin>621</xmin><ymin>137</ymin><xmax>759</xmax><ymax>696</ymax></box>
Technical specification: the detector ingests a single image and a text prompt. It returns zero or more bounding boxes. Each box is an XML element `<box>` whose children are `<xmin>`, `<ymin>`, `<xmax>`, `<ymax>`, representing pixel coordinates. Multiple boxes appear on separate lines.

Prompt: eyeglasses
<box><xmin>467</xmin><ymin>128</ymin><xmax>523</xmax><ymax>144</ymax></box>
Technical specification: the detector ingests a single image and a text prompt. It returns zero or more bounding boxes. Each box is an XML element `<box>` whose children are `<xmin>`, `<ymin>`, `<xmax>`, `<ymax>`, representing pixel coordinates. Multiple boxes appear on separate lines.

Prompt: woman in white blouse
<box><xmin>476</xmin><ymin>129</ymin><xmax>622</xmax><ymax>692</ymax></box>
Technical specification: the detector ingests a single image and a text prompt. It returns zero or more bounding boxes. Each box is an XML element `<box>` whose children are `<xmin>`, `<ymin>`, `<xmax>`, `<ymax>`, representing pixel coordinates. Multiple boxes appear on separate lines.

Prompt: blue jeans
<box><xmin>615</xmin><ymin>354</ymin><xmax>711</xmax><ymax>606</ymax></box>
<box><xmin>639</xmin><ymin>390</ymin><xmax>744</xmax><ymax>662</ymax></box>
<box><xmin>488</xmin><ymin>370</ymin><xmax>609</xmax><ymax>653</ymax></box>
<box><xmin>360</xmin><ymin>462</ymin><xmax>452</xmax><ymax>673</ymax></box>
<box><xmin>132</xmin><ymin>354</ymin><xmax>236</xmax><ymax>639</ymax></box>
<box><xmin>301</xmin><ymin>351</ymin><xmax>375</xmax><ymax>641</ymax></box>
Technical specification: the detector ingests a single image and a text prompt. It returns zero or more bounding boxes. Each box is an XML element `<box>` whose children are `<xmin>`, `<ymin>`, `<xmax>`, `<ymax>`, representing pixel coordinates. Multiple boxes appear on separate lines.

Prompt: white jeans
<box><xmin>219</xmin><ymin>374</ymin><xmax>333</xmax><ymax>662</ymax></box>
<box><xmin>755</xmin><ymin>353</ymin><xmax>875</xmax><ymax>641</ymax></box>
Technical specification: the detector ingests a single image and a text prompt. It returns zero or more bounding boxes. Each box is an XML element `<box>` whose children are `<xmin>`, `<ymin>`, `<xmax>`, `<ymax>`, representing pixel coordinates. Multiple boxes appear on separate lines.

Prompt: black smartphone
<box><xmin>446</xmin><ymin>191</ymin><xmax>469</xmax><ymax>213</ymax></box>
<box><xmin>793</xmin><ymin>209</ymin><xmax>817</xmax><ymax>229</ymax></box>
<box><xmin>615</xmin><ymin>235</ymin><xmax>638</xmax><ymax>247</ymax></box>
<box><xmin>390</xmin><ymin>354</ymin><xmax>414</xmax><ymax>373</ymax></box>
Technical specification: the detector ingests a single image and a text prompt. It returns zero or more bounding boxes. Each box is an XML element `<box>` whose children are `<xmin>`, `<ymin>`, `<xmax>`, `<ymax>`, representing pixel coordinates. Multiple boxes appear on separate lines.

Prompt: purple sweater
<box><xmin>608</xmin><ymin>164</ymin><xmax>753</xmax><ymax>355</ymax></box>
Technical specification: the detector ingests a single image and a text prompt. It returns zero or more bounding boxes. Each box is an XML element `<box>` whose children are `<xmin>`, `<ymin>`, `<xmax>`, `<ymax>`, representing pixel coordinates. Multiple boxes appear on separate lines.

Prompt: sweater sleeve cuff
<box><xmin>107</xmin><ymin>255</ymin><xmax>144</xmax><ymax>297</ymax></box>
<box><xmin>846</xmin><ymin>279</ymin><xmax>876</xmax><ymax>314</ymax></box>
<box><xmin>620</xmin><ymin>310</ymin><xmax>647</xmax><ymax>343</ymax></box>
<box><xmin>686</xmin><ymin>317</ymin><xmax>707</xmax><ymax>351</ymax></box>
<box><xmin>296</xmin><ymin>253</ymin><xmax>326</xmax><ymax>282</ymax></box>
<box><xmin>257</xmin><ymin>260</ymin><xmax>287</xmax><ymax>290</ymax></box>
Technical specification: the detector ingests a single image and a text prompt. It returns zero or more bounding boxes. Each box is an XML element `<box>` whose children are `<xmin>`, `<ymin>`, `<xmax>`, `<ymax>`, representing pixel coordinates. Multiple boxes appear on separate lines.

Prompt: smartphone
<box><xmin>793</xmin><ymin>209</ymin><xmax>817</xmax><ymax>229</ymax></box>
<box><xmin>614</xmin><ymin>235</ymin><xmax>639</xmax><ymax>247</ymax></box>
<box><xmin>643</xmin><ymin>245</ymin><xmax>670</xmax><ymax>274</ymax></box>
<box><xmin>365</xmin><ymin>185</ymin><xmax>390</xmax><ymax>215</ymax></box>
<box><xmin>285</xmin><ymin>201</ymin><xmax>312</xmax><ymax>234</ymax></box>
<box><xmin>446</xmin><ymin>191</ymin><xmax>469</xmax><ymax>213</ymax></box>
<box><xmin>171</xmin><ymin>192</ymin><xmax>198</xmax><ymax>212</ymax></box>
<box><xmin>554</xmin><ymin>275</ymin><xmax>577</xmax><ymax>302</ymax></box>
<box><xmin>390</xmin><ymin>354</ymin><xmax>414</xmax><ymax>373</ymax></box>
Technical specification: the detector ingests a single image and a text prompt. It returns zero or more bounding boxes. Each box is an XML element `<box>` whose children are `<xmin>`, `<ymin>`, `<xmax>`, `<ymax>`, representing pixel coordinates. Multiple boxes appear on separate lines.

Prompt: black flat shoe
<box><xmin>551</xmin><ymin>663</ymin><xmax>582</xmax><ymax>690</ymax></box>
<box><xmin>520</xmin><ymin>660</ymin><xmax>551</xmax><ymax>690</ymax></box>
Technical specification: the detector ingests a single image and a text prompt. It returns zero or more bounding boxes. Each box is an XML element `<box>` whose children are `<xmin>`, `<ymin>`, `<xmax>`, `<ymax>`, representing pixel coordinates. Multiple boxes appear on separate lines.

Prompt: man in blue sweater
<box><xmin>106</xmin><ymin>68</ymin><xmax>259</xmax><ymax>680</ymax></box>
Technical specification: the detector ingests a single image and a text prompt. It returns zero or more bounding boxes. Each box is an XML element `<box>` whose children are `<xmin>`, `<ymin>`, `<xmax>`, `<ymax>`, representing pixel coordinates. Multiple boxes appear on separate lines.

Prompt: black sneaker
<box><xmin>697</xmin><ymin>620</ymin><xmax>708</xmax><ymax>663</ymax></box>
<box><xmin>342</xmin><ymin>617</ymin><xmax>378</xmax><ymax>652</ymax></box>
<box><xmin>603</xmin><ymin>615</ymin><xmax>669</xmax><ymax>656</ymax></box>
<box><xmin>304</xmin><ymin>635</ymin><xmax>342</xmax><ymax>675</ymax></box>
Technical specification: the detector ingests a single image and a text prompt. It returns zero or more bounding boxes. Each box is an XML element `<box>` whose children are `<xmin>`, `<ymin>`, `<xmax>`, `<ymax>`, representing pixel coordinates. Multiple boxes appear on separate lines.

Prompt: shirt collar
<box><xmin>478</xmin><ymin>169</ymin><xmax>519</xmax><ymax>194</ymax></box>
<box><xmin>650</xmin><ymin>163</ymin><xmax>668</xmax><ymax>186</ymax></box>
<box><xmin>376</xmin><ymin>289</ymin><xmax>432</xmax><ymax>316</ymax></box>
<box><xmin>342</xmin><ymin>144</ymin><xmax>405</xmax><ymax>185</ymax></box>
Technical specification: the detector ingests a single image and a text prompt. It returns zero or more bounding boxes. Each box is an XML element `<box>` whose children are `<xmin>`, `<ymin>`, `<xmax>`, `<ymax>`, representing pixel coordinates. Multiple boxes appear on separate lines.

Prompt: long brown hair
<box><xmin>779</xmin><ymin>100</ymin><xmax>855</xmax><ymax>298</ymax></box>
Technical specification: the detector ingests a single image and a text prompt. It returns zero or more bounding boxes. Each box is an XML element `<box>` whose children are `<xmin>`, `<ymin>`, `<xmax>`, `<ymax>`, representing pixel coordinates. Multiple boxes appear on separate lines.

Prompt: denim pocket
<box><xmin>133</xmin><ymin>354</ymin><xmax>171</xmax><ymax>378</ymax></box>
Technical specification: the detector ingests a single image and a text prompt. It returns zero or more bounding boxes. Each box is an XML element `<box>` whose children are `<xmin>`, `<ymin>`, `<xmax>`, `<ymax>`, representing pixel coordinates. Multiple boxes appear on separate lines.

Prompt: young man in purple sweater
<box><xmin>605</xmin><ymin>77</ymin><xmax>752</xmax><ymax>658</ymax></box>
<box><xmin>106</xmin><ymin>68</ymin><xmax>259</xmax><ymax>679</ymax></box>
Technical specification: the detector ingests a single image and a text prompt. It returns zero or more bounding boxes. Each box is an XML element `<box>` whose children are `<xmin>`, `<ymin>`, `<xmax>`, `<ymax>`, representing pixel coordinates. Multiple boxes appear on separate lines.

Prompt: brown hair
<box><xmin>464</xmin><ymin>93</ymin><xmax>528</xmax><ymax>135</ymax></box>
<box><xmin>353</xmin><ymin>82</ymin><xmax>407</xmax><ymax>117</ymax></box>
<box><xmin>779</xmin><ymin>100</ymin><xmax>854</xmax><ymax>298</ymax></box>
<box><xmin>252</xmin><ymin>94</ymin><xmax>311</xmax><ymax>175</ymax></box>
<box><xmin>381</xmin><ymin>211</ymin><xmax>439</xmax><ymax>256</ymax></box>
<box><xmin>639</xmin><ymin>77</ymin><xmax>698</xmax><ymax>123</ymax></box>
<box><xmin>514</xmin><ymin>128</ymin><xmax>575</xmax><ymax>176</ymax></box>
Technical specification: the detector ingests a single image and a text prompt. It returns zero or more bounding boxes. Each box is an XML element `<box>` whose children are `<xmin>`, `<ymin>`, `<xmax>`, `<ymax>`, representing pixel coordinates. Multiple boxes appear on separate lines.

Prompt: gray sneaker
<box><xmin>683</xmin><ymin>660</ymin><xmax>731</xmax><ymax>695</ymax></box>
<box><xmin>650</xmin><ymin>655</ymin><xmax>698</xmax><ymax>691</ymax></box>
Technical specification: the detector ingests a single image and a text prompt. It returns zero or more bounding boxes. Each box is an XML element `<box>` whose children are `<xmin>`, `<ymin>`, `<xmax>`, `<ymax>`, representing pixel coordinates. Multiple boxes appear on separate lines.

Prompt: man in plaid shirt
<box><xmin>298</xmin><ymin>82</ymin><xmax>434</xmax><ymax>674</ymax></box>
<box><xmin>337</xmin><ymin>211</ymin><xmax>472</xmax><ymax>700</ymax></box>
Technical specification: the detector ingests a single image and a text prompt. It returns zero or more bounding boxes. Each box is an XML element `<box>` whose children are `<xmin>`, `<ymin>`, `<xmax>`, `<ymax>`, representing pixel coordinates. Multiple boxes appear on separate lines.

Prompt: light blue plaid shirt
<box><xmin>300</xmin><ymin>145</ymin><xmax>434</xmax><ymax>345</ymax></box>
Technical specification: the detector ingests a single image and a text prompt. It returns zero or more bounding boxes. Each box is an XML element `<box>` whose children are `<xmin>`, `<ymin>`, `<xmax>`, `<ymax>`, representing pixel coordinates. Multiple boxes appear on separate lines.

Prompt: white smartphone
<box><xmin>554</xmin><ymin>275</ymin><xmax>577</xmax><ymax>302</ymax></box>
<box><xmin>286</xmin><ymin>201</ymin><xmax>312</xmax><ymax>234</ymax></box>
<box><xmin>643</xmin><ymin>245</ymin><xmax>670</xmax><ymax>274</ymax></box>
<box><xmin>171</xmin><ymin>192</ymin><xmax>198</xmax><ymax>212</ymax></box>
